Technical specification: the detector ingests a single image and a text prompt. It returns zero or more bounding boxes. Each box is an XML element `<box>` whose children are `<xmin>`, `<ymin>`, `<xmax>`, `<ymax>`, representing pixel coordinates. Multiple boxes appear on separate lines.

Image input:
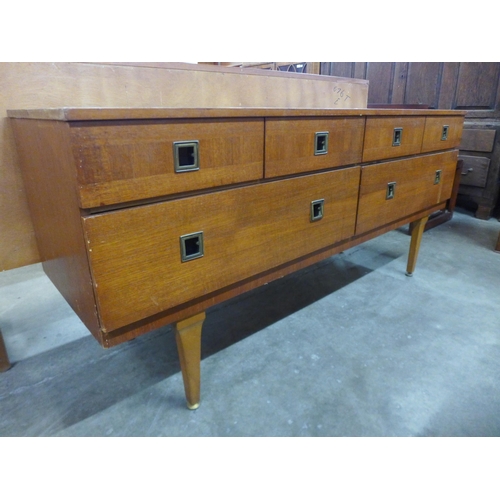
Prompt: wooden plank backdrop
<box><xmin>0</xmin><ymin>62</ymin><xmax>368</xmax><ymax>271</ymax></box>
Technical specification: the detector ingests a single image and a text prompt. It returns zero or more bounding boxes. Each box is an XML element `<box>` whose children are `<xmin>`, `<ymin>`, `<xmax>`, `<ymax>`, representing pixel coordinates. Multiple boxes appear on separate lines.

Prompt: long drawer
<box><xmin>71</xmin><ymin>119</ymin><xmax>265</xmax><ymax>208</ymax></box>
<box><xmin>356</xmin><ymin>151</ymin><xmax>458</xmax><ymax>235</ymax></box>
<box><xmin>83</xmin><ymin>167</ymin><xmax>361</xmax><ymax>332</ymax></box>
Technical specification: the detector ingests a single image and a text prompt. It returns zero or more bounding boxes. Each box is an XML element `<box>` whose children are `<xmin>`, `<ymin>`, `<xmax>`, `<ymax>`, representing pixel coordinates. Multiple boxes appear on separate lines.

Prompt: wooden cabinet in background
<box><xmin>458</xmin><ymin>121</ymin><xmax>500</xmax><ymax>218</ymax></box>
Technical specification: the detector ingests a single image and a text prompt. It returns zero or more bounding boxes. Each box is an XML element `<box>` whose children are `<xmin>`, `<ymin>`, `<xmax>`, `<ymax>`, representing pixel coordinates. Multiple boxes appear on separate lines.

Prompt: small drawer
<box><xmin>421</xmin><ymin>116</ymin><xmax>464</xmax><ymax>153</ymax></box>
<box><xmin>356</xmin><ymin>150</ymin><xmax>458</xmax><ymax>235</ymax></box>
<box><xmin>459</xmin><ymin>128</ymin><xmax>496</xmax><ymax>153</ymax></box>
<box><xmin>458</xmin><ymin>155</ymin><xmax>490</xmax><ymax>187</ymax></box>
<box><xmin>83</xmin><ymin>167</ymin><xmax>360</xmax><ymax>332</ymax></box>
<box><xmin>362</xmin><ymin>116</ymin><xmax>425</xmax><ymax>162</ymax></box>
<box><xmin>265</xmin><ymin>117</ymin><xmax>364</xmax><ymax>177</ymax></box>
<box><xmin>71</xmin><ymin>118</ymin><xmax>265</xmax><ymax>208</ymax></box>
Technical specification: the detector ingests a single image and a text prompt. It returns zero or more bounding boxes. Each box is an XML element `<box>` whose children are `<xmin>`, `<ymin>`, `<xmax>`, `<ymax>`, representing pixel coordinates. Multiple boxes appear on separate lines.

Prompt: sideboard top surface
<box><xmin>7</xmin><ymin>107</ymin><xmax>467</xmax><ymax>121</ymax></box>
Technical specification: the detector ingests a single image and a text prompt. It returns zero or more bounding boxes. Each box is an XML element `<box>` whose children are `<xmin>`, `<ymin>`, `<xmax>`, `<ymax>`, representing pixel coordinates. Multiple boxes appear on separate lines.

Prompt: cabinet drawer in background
<box><xmin>265</xmin><ymin>117</ymin><xmax>364</xmax><ymax>177</ymax></box>
<box><xmin>421</xmin><ymin>116</ymin><xmax>464</xmax><ymax>153</ymax></box>
<box><xmin>459</xmin><ymin>128</ymin><xmax>496</xmax><ymax>152</ymax></box>
<box><xmin>83</xmin><ymin>167</ymin><xmax>361</xmax><ymax>332</ymax></box>
<box><xmin>458</xmin><ymin>155</ymin><xmax>490</xmax><ymax>187</ymax></box>
<box><xmin>362</xmin><ymin>116</ymin><xmax>425</xmax><ymax>162</ymax></box>
<box><xmin>71</xmin><ymin>119</ymin><xmax>265</xmax><ymax>208</ymax></box>
<box><xmin>356</xmin><ymin>150</ymin><xmax>458</xmax><ymax>235</ymax></box>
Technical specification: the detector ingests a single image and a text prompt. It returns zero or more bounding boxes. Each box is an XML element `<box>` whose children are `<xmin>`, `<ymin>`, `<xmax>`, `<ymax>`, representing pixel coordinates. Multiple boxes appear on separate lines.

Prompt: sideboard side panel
<box><xmin>10</xmin><ymin>119</ymin><xmax>102</xmax><ymax>341</ymax></box>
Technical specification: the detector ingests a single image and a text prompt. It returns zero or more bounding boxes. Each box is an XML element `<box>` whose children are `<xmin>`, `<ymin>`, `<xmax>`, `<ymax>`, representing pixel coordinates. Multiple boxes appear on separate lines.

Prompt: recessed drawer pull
<box><xmin>461</xmin><ymin>168</ymin><xmax>474</xmax><ymax>175</ymax></box>
<box><xmin>392</xmin><ymin>127</ymin><xmax>403</xmax><ymax>147</ymax></box>
<box><xmin>180</xmin><ymin>231</ymin><xmax>204</xmax><ymax>262</ymax></box>
<box><xmin>173</xmin><ymin>140</ymin><xmax>200</xmax><ymax>172</ymax></box>
<box><xmin>310</xmin><ymin>199</ymin><xmax>325</xmax><ymax>221</ymax></box>
<box><xmin>434</xmin><ymin>169</ymin><xmax>442</xmax><ymax>184</ymax></box>
<box><xmin>441</xmin><ymin>125</ymin><xmax>449</xmax><ymax>141</ymax></box>
<box><xmin>314</xmin><ymin>132</ymin><xmax>329</xmax><ymax>155</ymax></box>
<box><xmin>386</xmin><ymin>181</ymin><xmax>396</xmax><ymax>199</ymax></box>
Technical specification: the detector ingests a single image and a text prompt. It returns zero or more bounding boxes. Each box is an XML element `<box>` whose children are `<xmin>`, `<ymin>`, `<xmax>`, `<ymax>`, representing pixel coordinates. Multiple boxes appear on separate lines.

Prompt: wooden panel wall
<box><xmin>455</xmin><ymin>63</ymin><xmax>500</xmax><ymax>109</ymax></box>
<box><xmin>0</xmin><ymin>62</ymin><xmax>368</xmax><ymax>271</ymax></box>
<box><xmin>321</xmin><ymin>62</ymin><xmax>500</xmax><ymax>118</ymax></box>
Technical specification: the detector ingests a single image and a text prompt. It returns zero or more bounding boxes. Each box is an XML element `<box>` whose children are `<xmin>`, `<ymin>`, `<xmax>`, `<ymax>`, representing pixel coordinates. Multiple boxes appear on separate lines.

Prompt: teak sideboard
<box><xmin>8</xmin><ymin>107</ymin><xmax>465</xmax><ymax>409</ymax></box>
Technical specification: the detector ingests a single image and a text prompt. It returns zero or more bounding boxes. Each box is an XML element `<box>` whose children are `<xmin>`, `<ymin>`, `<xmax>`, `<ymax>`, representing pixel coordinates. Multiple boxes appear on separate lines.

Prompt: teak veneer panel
<box><xmin>421</xmin><ymin>116</ymin><xmax>465</xmax><ymax>153</ymax></box>
<box><xmin>8</xmin><ymin>107</ymin><xmax>463</xmax><ymax>121</ymax></box>
<box><xmin>264</xmin><ymin>117</ymin><xmax>364</xmax><ymax>177</ymax></box>
<box><xmin>72</xmin><ymin>119</ymin><xmax>265</xmax><ymax>208</ymax></box>
<box><xmin>356</xmin><ymin>151</ymin><xmax>458</xmax><ymax>235</ymax></box>
<box><xmin>9</xmin><ymin>119</ymin><xmax>101</xmax><ymax>340</ymax></box>
<box><xmin>83</xmin><ymin>168</ymin><xmax>360</xmax><ymax>332</ymax></box>
<box><xmin>362</xmin><ymin>116</ymin><xmax>426</xmax><ymax>162</ymax></box>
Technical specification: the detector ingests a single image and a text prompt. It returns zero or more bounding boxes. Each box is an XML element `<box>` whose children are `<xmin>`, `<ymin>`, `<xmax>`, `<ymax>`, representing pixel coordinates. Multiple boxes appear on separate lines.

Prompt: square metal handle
<box><xmin>386</xmin><ymin>182</ymin><xmax>396</xmax><ymax>199</ymax></box>
<box><xmin>314</xmin><ymin>132</ymin><xmax>329</xmax><ymax>155</ymax></box>
<box><xmin>434</xmin><ymin>170</ymin><xmax>442</xmax><ymax>184</ymax></box>
<box><xmin>393</xmin><ymin>127</ymin><xmax>403</xmax><ymax>146</ymax></box>
<box><xmin>173</xmin><ymin>140</ymin><xmax>199</xmax><ymax>172</ymax></box>
<box><xmin>441</xmin><ymin>125</ymin><xmax>449</xmax><ymax>141</ymax></box>
<box><xmin>310</xmin><ymin>199</ymin><xmax>325</xmax><ymax>221</ymax></box>
<box><xmin>180</xmin><ymin>231</ymin><xmax>204</xmax><ymax>262</ymax></box>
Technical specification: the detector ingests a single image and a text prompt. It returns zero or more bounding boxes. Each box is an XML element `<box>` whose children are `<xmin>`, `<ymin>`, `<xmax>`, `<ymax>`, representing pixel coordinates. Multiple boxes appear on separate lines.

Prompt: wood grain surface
<box><xmin>362</xmin><ymin>116</ymin><xmax>426</xmax><ymax>162</ymax></box>
<box><xmin>9</xmin><ymin>119</ymin><xmax>101</xmax><ymax>340</ymax></box>
<box><xmin>71</xmin><ymin>119</ymin><xmax>265</xmax><ymax>208</ymax></box>
<box><xmin>0</xmin><ymin>62</ymin><xmax>369</xmax><ymax>270</ymax></box>
<box><xmin>265</xmin><ymin>117</ymin><xmax>364</xmax><ymax>177</ymax></box>
<box><xmin>83</xmin><ymin>167</ymin><xmax>360</xmax><ymax>332</ymax></box>
<box><xmin>421</xmin><ymin>116</ymin><xmax>465</xmax><ymax>153</ymax></box>
<box><xmin>356</xmin><ymin>151</ymin><xmax>458</xmax><ymax>235</ymax></box>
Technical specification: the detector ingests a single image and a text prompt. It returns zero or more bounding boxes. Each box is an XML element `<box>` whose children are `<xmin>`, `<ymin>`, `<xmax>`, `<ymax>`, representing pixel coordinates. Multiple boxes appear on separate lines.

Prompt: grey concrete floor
<box><xmin>1</xmin><ymin>208</ymin><xmax>499</xmax><ymax>436</ymax></box>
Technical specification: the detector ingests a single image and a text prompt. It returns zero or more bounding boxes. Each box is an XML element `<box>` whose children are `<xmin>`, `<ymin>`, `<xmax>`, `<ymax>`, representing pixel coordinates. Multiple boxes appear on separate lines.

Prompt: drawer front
<box><xmin>83</xmin><ymin>167</ymin><xmax>360</xmax><ymax>332</ymax></box>
<box><xmin>356</xmin><ymin>151</ymin><xmax>458</xmax><ymax>235</ymax></box>
<box><xmin>421</xmin><ymin>116</ymin><xmax>464</xmax><ymax>153</ymax></box>
<box><xmin>458</xmin><ymin>155</ymin><xmax>490</xmax><ymax>187</ymax></box>
<box><xmin>71</xmin><ymin>119</ymin><xmax>265</xmax><ymax>208</ymax></box>
<box><xmin>460</xmin><ymin>128</ymin><xmax>496</xmax><ymax>152</ymax></box>
<box><xmin>362</xmin><ymin>116</ymin><xmax>425</xmax><ymax>162</ymax></box>
<box><xmin>265</xmin><ymin>117</ymin><xmax>364</xmax><ymax>177</ymax></box>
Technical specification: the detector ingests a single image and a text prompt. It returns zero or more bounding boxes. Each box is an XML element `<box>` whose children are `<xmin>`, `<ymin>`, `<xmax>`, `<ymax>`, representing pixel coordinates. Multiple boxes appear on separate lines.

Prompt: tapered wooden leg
<box><xmin>495</xmin><ymin>231</ymin><xmax>500</xmax><ymax>253</ymax></box>
<box><xmin>406</xmin><ymin>215</ymin><xmax>429</xmax><ymax>277</ymax></box>
<box><xmin>175</xmin><ymin>312</ymin><xmax>206</xmax><ymax>410</ymax></box>
<box><xmin>0</xmin><ymin>329</ymin><xmax>11</xmax><ymax>372</ymax></box>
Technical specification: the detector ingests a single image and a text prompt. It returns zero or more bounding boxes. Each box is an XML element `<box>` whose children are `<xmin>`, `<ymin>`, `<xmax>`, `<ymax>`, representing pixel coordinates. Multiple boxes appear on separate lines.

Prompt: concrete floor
<box><xmin>1</xmin><ymin>208</ymin><xmax>499</xmax><ymax>436</ymax></box>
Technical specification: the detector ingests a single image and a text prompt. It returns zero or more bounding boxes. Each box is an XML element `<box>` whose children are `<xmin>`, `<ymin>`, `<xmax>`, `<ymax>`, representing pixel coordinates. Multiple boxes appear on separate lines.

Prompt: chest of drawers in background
<box><xmin>8</xmin><ymin>107</ymin><xmax>465</xmax><ymax>408</ymax></box>
<box><xmin>458</xmin><ymin>120</ymin><xmax>500</xmax><ymax>219</ymax></box>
